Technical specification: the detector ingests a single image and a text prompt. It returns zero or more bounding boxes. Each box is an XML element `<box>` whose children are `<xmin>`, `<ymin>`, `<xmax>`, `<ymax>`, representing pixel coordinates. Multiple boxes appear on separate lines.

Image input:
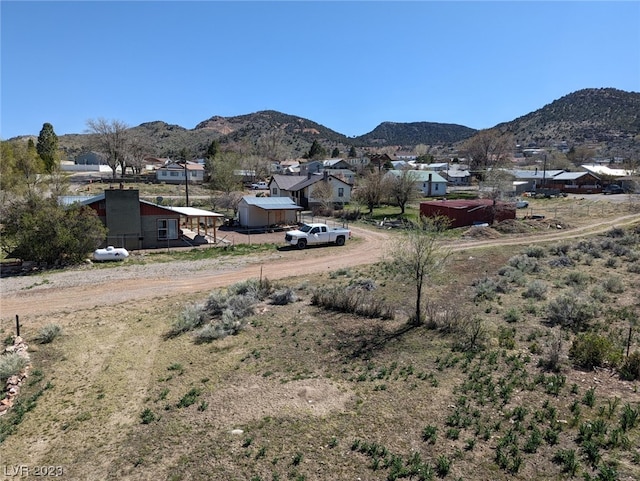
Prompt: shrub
<box><xmin>548</xmin><ymin>256</ymin><xmax>574</xmax><ymax>268</ymax></box>
<box><xmin>569</xmin><ymin>332</ymin><xmax>622</xmax><ymax>370</ymax></box>
<box><xmin>552</xmin><ymin>449</ymin><xmax>579</xmax><ymax>476</ymax></box>
<box><xmin>619</xmin><ymin>351</ymin><xmax>640</xmax><ymax>381</ymax></box>
<box><xmin>269</xmin><ymin>287</ymin><xmax>297</xmax><ymax>305</ymax></box>
<box><xmin>422</xmin><ymin>425</ymin><xmax>437</xmax><ymax>444</ymax></box>
<box><xmin>504</xmin><ymin>307</ymin><xmax>521</xmax><ymax>323</ymax></box>
<box><xmin>508</xmin><ymin>254</ymin><xmax>540</xmax><ymax>273</ymax></box>
<box><xmin>538</xmin><ymin>334</ymin><xmax>564</xmax><ymax>372</ymax></box>
<box><xmin>524</xmin><ymin>245</ymin><xmax>546</xmax><ymax>258</ymax></box>
<box><xmin>523</xmin><ymin>280</ymin><xmax>547</xmax><ymax>300</ymax></box>
<box><xmin>177</xmin><ymin>388</ymin><xmax>201</xmax><ymax>408</ymax></box>
<box><xmin>564</xmin><ymin>271</ymin><xmax>590</xmax><ymax>287</ymax></box>
<box><xmin>140</xmin><ymin>408</ymin><xmax>157</xmax><ymax>424</ymax></box>
<box><xmin>33</xmin><ymin>323</ymin><xmax>62</xmax><ymax>344</ymax></box>
<box><xmin>168</xmin><ymin>302</ymin><xmax>207</xmax><ymax>337</ymax></box>
<box><xmin>0</xmin><ymin>353</ymin><xmax>28</xmax><ymax>381</ymax></box>
<box><xmin>546</xmin><ymin>293</ymin><xmax>596</xmax><ymax>331</ymax></box>
<box><xmin>311</xmin><ymin>286</ymin><xmax>394</xmax><ymax>319</ymax></box>
<box><xmin>602</xmin><ymin>276</ymin><xmax>625</xmax><ymax>294</ymax></box>
<box><xmin>473</xmin><ymin>277</ymin><xmax>502</xmax><ymax>302</ymax></box>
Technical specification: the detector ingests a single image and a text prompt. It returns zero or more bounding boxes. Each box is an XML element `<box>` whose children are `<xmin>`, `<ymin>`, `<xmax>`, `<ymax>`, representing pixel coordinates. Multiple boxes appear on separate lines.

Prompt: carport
<box><xmin>163</xmin><ymin>205</ymin><xmax>225</xmax><ymax>243</ymax></box>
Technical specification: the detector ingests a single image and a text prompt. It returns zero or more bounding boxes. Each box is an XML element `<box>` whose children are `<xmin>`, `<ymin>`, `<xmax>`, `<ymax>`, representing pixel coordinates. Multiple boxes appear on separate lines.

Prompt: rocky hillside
<box><xmin>354</xmin><ymin>121</ymin><xmax>477</xmax><ymax>147</ymax></box>
<box><xmin>496</xmin><ymin>88</ymin><xmax>640</xmax><ymax>156</ymax></box>
<box><xmin>54</xmin><ymin>88</ymin><xmax>639</xmax><ymax>160</ymax></box>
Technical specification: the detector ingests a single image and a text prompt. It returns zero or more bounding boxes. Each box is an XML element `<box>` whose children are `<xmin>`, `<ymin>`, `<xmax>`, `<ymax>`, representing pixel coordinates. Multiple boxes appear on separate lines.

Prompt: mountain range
<box><xmin>55</xmin><ymin>87</ymin><xmax>639</xmax><ymax>160</ymax></box>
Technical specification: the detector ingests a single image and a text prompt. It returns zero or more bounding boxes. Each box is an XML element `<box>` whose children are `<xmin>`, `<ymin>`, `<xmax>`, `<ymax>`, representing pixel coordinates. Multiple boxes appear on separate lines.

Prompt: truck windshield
<box><xmin>299</xmin><ymin>224</ymin><xmax>313</xmax><ymax>233</ymax></box>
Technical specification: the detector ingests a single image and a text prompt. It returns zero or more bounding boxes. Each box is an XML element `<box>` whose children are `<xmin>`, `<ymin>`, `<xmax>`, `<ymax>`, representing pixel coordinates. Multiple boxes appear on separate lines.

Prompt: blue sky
<box><xmin>2</xmin><ymin>1</ymin><xmax>639</xmax><ymax>140</ymax></box>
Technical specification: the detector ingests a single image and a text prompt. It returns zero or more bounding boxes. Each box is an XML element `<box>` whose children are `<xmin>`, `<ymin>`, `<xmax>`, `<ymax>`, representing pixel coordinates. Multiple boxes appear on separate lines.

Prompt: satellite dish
<box><xmin>156</xmin><ymin>196</ymin><xmax>163</xmax><ymax>204</ymax></box>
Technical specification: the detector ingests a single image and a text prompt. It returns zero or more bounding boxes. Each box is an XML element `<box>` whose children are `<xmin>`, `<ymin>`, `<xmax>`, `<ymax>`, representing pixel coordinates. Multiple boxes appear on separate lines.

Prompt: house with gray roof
<box><xmin>269</xmin><ymin>172</ymin><xmax>352</xmax><ymax>209</ymax></box>
<box><xmin>386</xmin><ymin>170</ymin><xmax>448</xmax><ymax>196</ymax></box>
<box><xmin>237</xmin><ymin>196</ymin><xmax>303</xmax><ymax>228</ymax></box>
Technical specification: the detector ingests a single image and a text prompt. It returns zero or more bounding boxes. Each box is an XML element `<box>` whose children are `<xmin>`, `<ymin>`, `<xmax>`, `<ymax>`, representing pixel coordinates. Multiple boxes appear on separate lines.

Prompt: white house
<box><xmin>386</xmin><ymin>170</ymin><xmax>448</xmax><ymax>196</ymax></box>
<box><xmin>156</xmin><ymin>161</ymin><xmax>205</xmax><ymax>184</ymax></box>
<box><xmin>269</xmin><ymin>172</ymin><xmax>352</xmax><ymax>209</ymax></box>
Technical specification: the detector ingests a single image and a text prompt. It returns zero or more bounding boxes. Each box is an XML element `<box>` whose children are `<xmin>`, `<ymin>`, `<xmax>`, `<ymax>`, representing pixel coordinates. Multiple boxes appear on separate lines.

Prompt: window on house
<box><xmin>170</xmin><ymin>171</ymin><xmax>180</xmax><ymax>177</ymax></box>
<box><xmin>272</xmin><ymin>187</ymin><xmax>277</xmax><ymax>195</ymax></box>
<box><xmin>158</xmin><ymin>219</ymin><xmax>178</xmax><ymax>240</ymax></box>
<box><xmin>338</xmin><ymin>188</ymin><xmax>344</xmax><ymax>197</ymax></box>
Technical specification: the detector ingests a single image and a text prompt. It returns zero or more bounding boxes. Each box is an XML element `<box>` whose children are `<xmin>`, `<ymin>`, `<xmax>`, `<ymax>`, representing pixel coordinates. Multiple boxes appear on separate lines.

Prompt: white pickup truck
<box><xmin>284</xmin><ymin>223</ymin><xmax>351</xmax><ymax>249</ymax></box>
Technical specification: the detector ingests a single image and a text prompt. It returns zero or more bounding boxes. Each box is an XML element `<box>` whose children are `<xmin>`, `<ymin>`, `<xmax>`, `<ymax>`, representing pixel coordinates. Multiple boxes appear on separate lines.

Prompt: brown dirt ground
<box><xmin>2</xmin><ymin>213</ymin><xmax>640</xmax><ymax>319</ymax></box>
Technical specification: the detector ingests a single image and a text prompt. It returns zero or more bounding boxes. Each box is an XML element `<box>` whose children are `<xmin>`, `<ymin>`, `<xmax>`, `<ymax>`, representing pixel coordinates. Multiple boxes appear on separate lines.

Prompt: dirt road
<box><xmin>1</xmin><ymin>213</ymin><xmax>639</xmax><ymax>318</ymax></box>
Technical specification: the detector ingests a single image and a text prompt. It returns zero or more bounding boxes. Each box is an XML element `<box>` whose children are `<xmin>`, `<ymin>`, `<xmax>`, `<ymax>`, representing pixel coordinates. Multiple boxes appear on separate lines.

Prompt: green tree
<box><xmin>306</xmin><ymin>140</ymin><xmax>326</xmax><ymax>160</ymax></box>
<box><xmin>206</xmin><ymin>140</ymin><xmax>220</xmax><ymax>159</ymax></box>
<box><xmin>1</xmin><ymin>196</ymin><xmax>107</xmax><ymax>265</ymax></box>
<box><xmin>208</xmin><ymin>151</ymin><xmax>242</xmax><ymax>194</ymax></box>
<box><xmin>348</xmin><ymin>146</ymin><xmax>357</xmax><ymax>158</ymax></box>
<box><xmin>36</xmin><ymin>122</ymin><xmax>59</xmax><ymax>173</ymax></box>
<box><xmin>388</xmin><ymin>219</ymin><xmax>450</xmax><ymax>326</ymax></box>
<box><xmin>331</xmin><ymin>147</ymin><xmax>340</xmax><ymax>158</ymax></box>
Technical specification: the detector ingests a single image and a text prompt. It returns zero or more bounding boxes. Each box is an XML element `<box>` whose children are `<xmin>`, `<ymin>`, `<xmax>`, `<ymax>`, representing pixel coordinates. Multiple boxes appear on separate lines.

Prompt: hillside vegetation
<box><xmin>51</xmin><ymin>88</ymin><xmax>640</xmax><ymax>161</ymax></box>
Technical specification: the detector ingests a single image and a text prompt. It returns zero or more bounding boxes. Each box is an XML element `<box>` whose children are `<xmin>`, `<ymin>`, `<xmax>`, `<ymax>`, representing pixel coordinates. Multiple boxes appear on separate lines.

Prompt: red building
<box><xmin>420</xmin><ymin>199</ymin><xmax>516</xmax><ymax>228</ymax></box>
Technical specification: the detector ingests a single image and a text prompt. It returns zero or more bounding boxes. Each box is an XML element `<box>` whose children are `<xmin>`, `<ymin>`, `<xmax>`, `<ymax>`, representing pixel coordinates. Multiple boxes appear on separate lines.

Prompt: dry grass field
<box><xmin>1</xmin><ymin>195</ymin><xmax>640</xmax><ymax>481</ymax></box>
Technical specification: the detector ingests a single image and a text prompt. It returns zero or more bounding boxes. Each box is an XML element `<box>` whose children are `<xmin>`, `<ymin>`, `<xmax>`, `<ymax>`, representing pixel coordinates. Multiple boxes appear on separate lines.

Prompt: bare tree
<box><xmin>311</xmin><ymin>178</ymin><xmax>335</xmax><ymax>215</ymax></box>
<box><xmin>256</xmin><ymin>129</ymin><xmax>287</xmax><ymax>162</ymax></box>
<box><xmin>566</xmin><ymin>146</ymin><xmax>595</xmax><ymax>166</ymax></box>
<box><xmin>124</xmin><ymin>134</ymin><xmax>152</xmax><ymax>175</ymax></box>
<box><xmin>389</xmin><ymin>169</ymin><xmax>418</xmax><ymax>214</ymax></box>
<box><xmin>462</xmin><ymin>129</ymin><xmax>513</xmax><ymax>174</ymax></box>
<box><xmin>354</xmin><ymin>170</ymin><xmax>392</xmax><ymax>214</ymax></box>
<box><xmin>85</xmin><ymin>118</ymin><xmax>130</xmax><ymax>179</ymax></box>
<box><xmin>387</xmin><ymin>218</ymin><xmax>450</xmax><ymax>326</ymax></box>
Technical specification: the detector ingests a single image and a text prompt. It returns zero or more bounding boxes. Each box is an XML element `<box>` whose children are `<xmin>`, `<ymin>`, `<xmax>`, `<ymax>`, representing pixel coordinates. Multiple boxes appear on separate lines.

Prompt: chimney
<box><xmin>323</xmin><ymin>170</ymin><xmax>328</xmax><ymax>181</ymax></box>
<box><xmin>428</xmin><ymin>173</ymin><xmax>432</xmax><ymax>196</ymax></box>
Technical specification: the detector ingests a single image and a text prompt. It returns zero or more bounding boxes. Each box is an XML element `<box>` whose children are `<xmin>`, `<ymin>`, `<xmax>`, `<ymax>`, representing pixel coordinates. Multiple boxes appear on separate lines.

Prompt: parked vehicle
<box><xmin>93</xmin><ymin>246</ymin><xmax>129</xmax><ymax>261</ymax></box>
<box><xmin>251</xmin><ymin>181</ymin><xmax>269</xmax><ymax>190</ymax></box>
<box><xmin>603</xmin><ymin>184</ymin><xmax>624</xmax><ymax>195</ymax></box>
<box><xmin>515</xmin><ymin>199</ymin><xmax>529</xmax><ymax>209</ymax></box>
<box><xmin>284</xmin><ymin>223</ymin><xmax>351</xmax><ymax>249</ymax></box>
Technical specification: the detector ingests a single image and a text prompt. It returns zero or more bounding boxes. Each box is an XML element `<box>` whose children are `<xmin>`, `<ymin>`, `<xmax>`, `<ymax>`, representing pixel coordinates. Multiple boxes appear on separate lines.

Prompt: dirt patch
<box><xmin>204</xmin><ymin>376</ymin><xmax>352</xmax><ymax>428</ymax></box>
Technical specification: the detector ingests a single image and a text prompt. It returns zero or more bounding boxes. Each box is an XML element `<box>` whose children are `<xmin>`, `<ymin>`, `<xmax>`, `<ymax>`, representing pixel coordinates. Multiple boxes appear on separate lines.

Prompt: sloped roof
<box><xmin>271</xmin><ymin>174</ymin><xmax>307</xmax><ymax>190</ymax></box>
<box><xmin>387</xmin><ymin>170</ymin><xmax>447</xmax><ymax>183</ymax></box>
<box><xmin>241</xmin><ymin>196</ymin><xmax>303</xmax><ymax>210</ymax></box>
<box><xmin>508</xmin><ymin>169</ymin><xmax>565</xmax><ymax>179</ymax></box>
<box><xmin>553</xmin><ymin>171</ymin><xmax>599</xmax><ymax>181</ymax></box>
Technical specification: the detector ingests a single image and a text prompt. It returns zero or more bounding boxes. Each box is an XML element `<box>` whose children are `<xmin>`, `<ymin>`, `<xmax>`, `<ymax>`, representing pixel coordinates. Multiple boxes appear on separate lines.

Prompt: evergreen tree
<box><xmin>1</xmin><ymin>196</ymin><xmax>106</xmax><ymax>265</ymax></box>
<box><xmin>36</xmin><ymin>122</ymin><xmax>59</xmax><ymax>173</ymax></box>
<box><xmin>206</xmin><ymin>140</ymin><xmax>220</xmax><ymax>159</ymax></box>
<box><xmin>348</xmin><ymin>146</ymin><xmax>357</xmax><ymax>158</ymax></box>
<box><xmin>331</xmin><ymin>147</ymin><xmax>340</xmax><ymax>158</ymax></box>
<box><xmin>306</xmin><ymin>140</ymin><xmax>326</xmax><ymax>160</ymax></box>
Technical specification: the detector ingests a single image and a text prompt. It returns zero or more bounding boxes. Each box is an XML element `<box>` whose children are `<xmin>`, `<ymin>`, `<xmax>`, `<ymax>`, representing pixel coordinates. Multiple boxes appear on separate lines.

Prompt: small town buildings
<box><xmin>81</xmin><ymin>187</ymin><xmax>223</xmax><ymax>250</ymax></box>
<box><xmin>547</xmin><ymin>171</ymin><xmax>602</xmax><ymax>194</ymax></box>
<box><xmin>156</xmin><ymin>161</ymin><xmax>205</xmax><ymax>184</ymax></box>
<box><xmin>237</xmin><ymin>196</ymin><xmax>303</xmax><ymax>228</ymax></box>
<box><xmin>386</xmin><ymin>170</ymin><xmax>448</xmax><ymax>196</ymax></box>
<box><xmin>420</xmin><ymin>199</ymin><xmax>516</xmax><ymax>228</ymax></box>
<box><xmin>269</xmin><ymin>172</ymin><xmax>352</xmax><ymax>209</ymax></box>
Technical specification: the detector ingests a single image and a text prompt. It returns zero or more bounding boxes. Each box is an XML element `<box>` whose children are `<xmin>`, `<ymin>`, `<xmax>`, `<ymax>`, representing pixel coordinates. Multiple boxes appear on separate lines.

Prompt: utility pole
<box><xmin>183</xmin><ymin>161</ymin><xmax>190</xmax><ymax>207</ymax></box>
